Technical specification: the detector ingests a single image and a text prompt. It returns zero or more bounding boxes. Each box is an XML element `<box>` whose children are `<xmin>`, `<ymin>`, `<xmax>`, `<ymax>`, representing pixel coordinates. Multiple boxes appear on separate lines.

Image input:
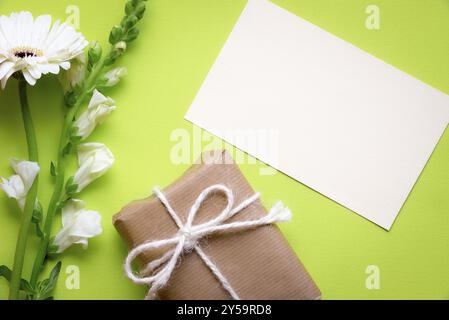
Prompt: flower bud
<box><xmin>124</xmin><ymin>27</ymin><xmax>139</xmax><ymax>43</ymax></box>
<box><xmin>109</xmin><ymin>25</ymin><xmax>124</xmax><ymax>45</ymax></box>
<box><xmin>135</xmin><ymin>2</ymin><xmax>146</xmax><ymax>19</ymax></box>
<box><xmin>122</xmin><ymin>14</ymin><xmax>138</xmax><ymax>29</ymax></box>
<box><xmin>114</xmin><ymin>41</ymin><xmax>127</xmax><ymax>54</ymax></box>
<box><xmin>101</xmin><ymin>67</ymin><xmax>128</xmax><ymax>87</ymax></box>
<box><xmin>88</xmin><ymin>42</ymin><xmax>102</xmax><ymax>71</ymax></box>
<box><xmin>125</xmin><ymin>1</ymin><xmax>135</xmax><ymax>15</ymax></box>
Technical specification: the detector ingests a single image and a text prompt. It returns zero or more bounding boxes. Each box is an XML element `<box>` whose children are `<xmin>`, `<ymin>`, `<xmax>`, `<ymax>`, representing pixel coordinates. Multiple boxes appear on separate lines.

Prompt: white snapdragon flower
<box><xmin>53</xmin><ymin>199</ymin><xmax>102</xmax><ymax>253</ymax></box>
<box><xmin>74</xmin><ymin>90</ymin><xmax>116</xmax><ymax>139</ymax></box>
<box><xmin>102</xmin><ymin>67</ymin><xmax>127</xmax><ymax>87</ymax></box>
<box><xmin>0</xmin><ymin>159</ymin><xmax>40</xmax><ymax>210</ymax></box>
<box><xmin>59</xmin><ymin>53</ymin><xmax>86</xmax><ymax>92</ymax></box>
<box><xmin>73</xmin><ymin>143</ymin><xmax>114</xmax><ymax>192</ymax></box>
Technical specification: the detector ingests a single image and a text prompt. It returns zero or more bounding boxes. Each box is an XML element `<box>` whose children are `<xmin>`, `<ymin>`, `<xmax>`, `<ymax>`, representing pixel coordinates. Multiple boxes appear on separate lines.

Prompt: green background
<box><xmin>0</xmin><ymin>0</ymin><xmax>448</xmax><ymax>300</ymax></box>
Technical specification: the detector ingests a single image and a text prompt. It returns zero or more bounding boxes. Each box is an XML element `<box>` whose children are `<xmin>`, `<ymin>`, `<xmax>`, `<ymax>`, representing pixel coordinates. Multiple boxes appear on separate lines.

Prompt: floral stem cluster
<box><xmin>0</xmin><ymin>0</ymin><xmax>147</xmax><ymax>300</ymax></box>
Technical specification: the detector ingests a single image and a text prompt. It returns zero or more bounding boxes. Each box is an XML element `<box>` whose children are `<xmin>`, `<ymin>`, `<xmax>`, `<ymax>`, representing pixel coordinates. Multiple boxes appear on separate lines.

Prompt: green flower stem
<box><xmin>29</xmin><ymin>60</ymin><xmax>107</xmax><ymax>288</ymax></box>
<box><xmin>28</xmin><ymin>105</ymin><xmax>74</xmax><ymax>287</ymax></box>
<box><xmin>9</xmin><ymin>80</ymin><xmax>39</xmax><ymax>300</ymax></box>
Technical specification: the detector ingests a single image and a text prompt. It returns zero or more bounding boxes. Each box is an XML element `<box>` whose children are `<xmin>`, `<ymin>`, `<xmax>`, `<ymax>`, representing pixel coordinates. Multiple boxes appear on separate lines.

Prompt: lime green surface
<box><xmin>0</xmin><ymin>0</ymin><xmax>448</xmax><ymax>300</ymax></box>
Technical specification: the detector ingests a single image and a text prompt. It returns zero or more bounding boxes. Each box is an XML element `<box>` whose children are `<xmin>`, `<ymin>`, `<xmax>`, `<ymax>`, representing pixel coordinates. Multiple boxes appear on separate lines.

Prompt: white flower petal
<box><xmin>22</xmin><ymin>69</ymin><xmax>37</xmax><ymax>86</ymax></box>
<box><xmin>28</xmin><ymin>65</ymin><xmax>42</xmax><ymax>80</ymax></box>
<box><xmin>59</xmin><ymin>61</ymin><xmax>70</xmax><ymax>70</ymax></box>
<box><xmin>74</xmin><ymin>90</ymin><xmax>116</xmax><ymax>139</ymax></box>
<box><xmin>102</xmin><ymin>67</ymin><xmax>127</xmax><ymax>87</ymax></box>
<box><xmin>1</xmin><ymin>68</ymin><xmax>16</xmax><ymax>89</ymax></box>
<box><xmin>46</xmin><ymin>63</ymin><xmax>60</xmax><ymax>75</ymax></box>
<box><xmin>54</xmin><ymin>199</ymin><xmax>102</xmax><ymax>253</ymax></box>
<box><xmin>69</xmin><ymin>210</ymin><xmax>102</xmax><ymax>238</ymax></box>
<box><xmin>31</xmin><ymin>15</ymin><xmax>51</xmax><ymax>48</ymax></box>
<box><xmin>0</xmin><ymin>61</ymin><xmax>14</xmax><ymax>79</ymax></box>
<box><xmin>0</xmin><ymin>175</ymin><xmax>25</xmax><ymax>200</ymax></box>
<box><xmin>61</xmin><ymin>198</ymin><xmax>85</xmax><ymax>226</ymax></box>
<box><xmin>10</xmin><ymin>158</ymin><xmax>40</xmax><ymax>191</ymax></box>
<box><xmin>73</xmin><ymin>143</ymin><xmax>114</xmax><ymax>192</ymax></box>
<box><xmin>58</xmin><ymin>53</ymin><xmax>84</xmax><ymax>92</ymax></box>
<box><xmin>0</xmin><ymin>159</ymin><xmax>39</xmax><ymax>210</ymax></box>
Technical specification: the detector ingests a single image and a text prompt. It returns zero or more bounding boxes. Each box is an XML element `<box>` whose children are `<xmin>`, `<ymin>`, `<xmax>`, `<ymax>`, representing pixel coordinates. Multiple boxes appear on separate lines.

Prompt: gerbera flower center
<box><xmin>10</xmin><ymin>46</ymin><xmax>43</xmax><ymax>58</ymax></box>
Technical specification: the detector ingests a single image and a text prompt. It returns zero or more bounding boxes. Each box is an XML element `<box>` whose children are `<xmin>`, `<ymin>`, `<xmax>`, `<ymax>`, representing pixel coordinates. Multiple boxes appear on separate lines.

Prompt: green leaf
<box><xmin>68</xmin><ymin>127</ymin><xmax>82</xmax><ymax>146</ymax></box>
<box><xmin>56</xmin><ymin>198</ymin><xmax>69</xmax><ymax>213</ymax></box>
<box><xmin>64</xmin><ymin>90</ymin><xmax>77</xmax><ymax>107</ymax></box>
<box><xmin>21</xmin><ymin>279</ymin><xmax>35</xmax><ymax>295</ymax></box>
<box><xmin>50</xmin><ymin>161</ymin><xmax>57</xmax><ymax>177</ymax></box>
<box><xmin>66</xmin><ymin>176</ymin><xmax>74</xmax><ymax>187</ymax></box>
<box><xmin>32</xmin><ymin>202</ymin><xmax>44</xmax><ymax>238</ymax></box>
<box><xmin>66</xmin><ymin>183</ymin><xmax>78</xmax><ymax>196</ymax></box>
<box><xmin>49</xmin><ymin>261</ymin><xmax>62</xmax><ymax>290</ymax></box>
<box><xmin>70</xmin><ymin>125</ymin><xmax>79</xmax><ymax>138</ymax></box>
<box><xmin>35</xmin><ymin>223</ymin><xmax>44</xmax><ymax>239</ymax></box>
<box><xmin>32</xmin><ymin>202</ymin><xmax>43</xmax><ymax>224</ymax></box>
<box><xmin>62</xmin><ymin>142</ymin><xmax>72</xmax><ymax>156</ymax></box>
<box><xmin>36</xmin><ymin>262</ymin><xmax>62</xmax><ymax>300</ymax></box>
<box><xmin>0</xmin><ymin>265</ymin><xmax>10</xmax><ymax>280</ymax></box>
<box><xmin>0</xmin><ymin>265</ymin><xmax>36</xmax><ymax>295</ymax></box>
<box><xmin>71</xmin><ymin>136</ymin><xmax>82</xmax><ymax>145</ymax></box>
<box><xmin>46</xmin><ymin>243</ymin><xmax>59</xmax><ymax>258</ymax></box>
<box><xmin>104</xmin><ymin>49</ymin><xmax>120</xmax><ymax>66</ymax></box>
<box><xmin>96</xmin><ymin>75</ymin><xmax>109</xmax><ymax>88</ymax></box>
<box><xmin>64</xmin><ymin>177</ymin><xmax>78</xmax><ymax>196</ymax></box>
<box><xmin>88</xmin><ymin>42</ymin><xmax>102</xmax><ymax>71</ymax></box>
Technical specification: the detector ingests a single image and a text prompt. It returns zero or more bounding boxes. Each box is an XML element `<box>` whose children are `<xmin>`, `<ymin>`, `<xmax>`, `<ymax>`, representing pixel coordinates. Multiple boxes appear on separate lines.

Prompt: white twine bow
<box><xmin>124</xmin><ymin>184</ymin><xmax>292</xmax><ymax>300</ymax></box>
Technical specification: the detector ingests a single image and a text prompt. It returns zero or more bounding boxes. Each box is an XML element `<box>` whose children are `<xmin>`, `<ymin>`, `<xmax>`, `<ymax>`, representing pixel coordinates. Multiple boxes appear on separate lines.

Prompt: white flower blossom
<box><xmin>73</xmin><ymin>143</ymin><xmax>114</xmax><ymax>192</ymax></box>
<box><xmin>74</xmin><ymin>90</ymin><xmax>116</xmax><ymax>139</ymax></box>
<box><xmin>53</xmin><ymin>199</ymin><xmax>102</xmax><ymax>253</ymax></box>
<box><xmin>0</xmin><ymin>11</ymin><xmax>88</xmax><ymax>89</ymax></box>
<box><xmin>102</xmin><ymin>67</ymin><xmax>127</xmax><ymax>87</ymax></box>
<box><xmin>59</xmin><ymin>52</ymin><xmax>85</xmax><ymax>92</ymax></box>
<box><xmin>0</xmin><ymin>159</ymin><xmax>40</xmax><ymax>210</ymax></box>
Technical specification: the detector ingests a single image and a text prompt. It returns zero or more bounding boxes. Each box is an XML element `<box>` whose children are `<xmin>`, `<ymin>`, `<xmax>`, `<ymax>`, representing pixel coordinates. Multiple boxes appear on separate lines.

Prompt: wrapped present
<box><xmin>113</xmin><ymin>150</ymin><xmax>321</xmax><ymax>300</ymax></box>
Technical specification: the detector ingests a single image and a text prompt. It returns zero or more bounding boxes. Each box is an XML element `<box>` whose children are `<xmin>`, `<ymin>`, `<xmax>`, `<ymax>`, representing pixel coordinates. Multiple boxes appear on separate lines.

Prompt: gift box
<box><xmin>113</xmin><ymin>150</ymin><xmax>321</xmax><ymax>300</ymax></box>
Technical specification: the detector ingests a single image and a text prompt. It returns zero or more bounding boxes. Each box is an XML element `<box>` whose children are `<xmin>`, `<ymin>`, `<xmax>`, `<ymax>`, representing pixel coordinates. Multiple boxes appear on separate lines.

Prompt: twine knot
<box><xmin>124</xmin><ymin>184</ymin><xmax>292</xmax><ymax>300</ymax></box>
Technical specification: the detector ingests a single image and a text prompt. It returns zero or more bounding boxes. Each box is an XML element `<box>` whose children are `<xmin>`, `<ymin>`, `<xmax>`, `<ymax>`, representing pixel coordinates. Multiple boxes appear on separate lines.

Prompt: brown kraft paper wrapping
<box><xmin>113</xmin><ymin>150</ymin><xmax>321</xmax><ymax>300</ymax></box>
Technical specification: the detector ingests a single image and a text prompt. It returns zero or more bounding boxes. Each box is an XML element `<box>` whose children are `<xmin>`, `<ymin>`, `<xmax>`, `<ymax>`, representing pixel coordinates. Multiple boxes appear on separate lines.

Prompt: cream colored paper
<box><xmin>185</xmin><ymin>0</ymin><xmax>449</xmax><ymax>229</ymax></box>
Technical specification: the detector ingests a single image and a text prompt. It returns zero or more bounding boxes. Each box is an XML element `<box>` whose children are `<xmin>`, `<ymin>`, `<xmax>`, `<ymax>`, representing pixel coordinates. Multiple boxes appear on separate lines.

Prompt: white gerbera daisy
<box><xmin>0</xmin><ymin>11</ymin><xmax>88</xmax><ymax>89</ymax></box>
